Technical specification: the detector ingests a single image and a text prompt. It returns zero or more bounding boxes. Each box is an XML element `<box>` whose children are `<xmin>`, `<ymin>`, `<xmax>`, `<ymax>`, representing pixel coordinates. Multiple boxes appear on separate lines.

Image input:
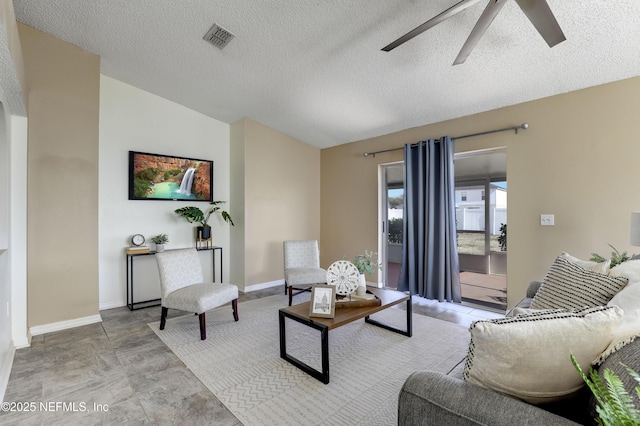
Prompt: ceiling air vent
<box><xmin>203</xmin><ymin>23</ymin><xmax>234</xmax><ymax>49</ymax></box>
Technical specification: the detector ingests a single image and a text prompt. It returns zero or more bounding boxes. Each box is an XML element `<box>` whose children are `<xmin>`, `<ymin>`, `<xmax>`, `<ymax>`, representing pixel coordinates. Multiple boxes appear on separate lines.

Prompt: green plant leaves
<box><xmin>590</xmin><ymin>244</ymin><xmax>631</xmax><ymax>268</ymax></box>
<box><xmin>353</xmin><ymin>250</ymin><xmax>381</xmax><ymax>275</ymax></box>
<box><xmin>174</xmin><ymin>201</ymin><xmax>235</xmax><ymax>227</ymax></box>
<box><xmin>571</xmin><ymin>354</ymin><xmax>640</xmax><ymax>425</ymax></box>
<box><xmin>174</xmin><ymin>206</ymin><xmax>205</xmax><ymax>225</ymax></box>
<box><xmin>151</xmin><ymin>233</ymin><xmax>169</xmax><ymax>244</ymax></box>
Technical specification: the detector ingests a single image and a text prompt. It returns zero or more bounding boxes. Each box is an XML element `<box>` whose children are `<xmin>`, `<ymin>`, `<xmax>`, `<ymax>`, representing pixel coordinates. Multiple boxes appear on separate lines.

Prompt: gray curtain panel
<box><xmin>398</xmin><ymin>137</ymin><xmax>461</xmax><ymax>302</ymax></box>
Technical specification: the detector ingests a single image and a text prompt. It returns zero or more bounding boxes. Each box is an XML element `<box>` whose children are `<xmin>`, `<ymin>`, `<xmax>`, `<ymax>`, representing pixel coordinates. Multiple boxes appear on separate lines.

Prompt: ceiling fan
<box><xmin>382</xmin><ymin>0</ymin><xmax>566</xmax><ymax>65</ymax></box>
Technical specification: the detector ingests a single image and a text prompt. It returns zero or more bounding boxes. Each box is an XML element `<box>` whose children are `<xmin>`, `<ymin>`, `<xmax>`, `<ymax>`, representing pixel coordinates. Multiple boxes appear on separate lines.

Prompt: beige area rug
<box><xmin>149</xmin><ymin>293</ymin><xmax>470</xmax><ymax>425</ymax></box>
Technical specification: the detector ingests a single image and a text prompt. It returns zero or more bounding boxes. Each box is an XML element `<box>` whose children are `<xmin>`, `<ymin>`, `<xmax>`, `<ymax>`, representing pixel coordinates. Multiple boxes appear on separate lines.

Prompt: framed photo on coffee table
<box><xmin>309</xmin><ymin>285</ymin><xmax>336</xmax><ymax>318</ymax></box>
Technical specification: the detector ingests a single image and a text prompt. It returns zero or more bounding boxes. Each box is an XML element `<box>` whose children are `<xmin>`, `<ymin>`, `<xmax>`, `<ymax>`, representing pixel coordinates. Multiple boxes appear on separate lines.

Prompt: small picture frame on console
<box><xmin>309</xmin><ymin>285</ymin><xmax>336</xmax><ymax>319</ymax></box>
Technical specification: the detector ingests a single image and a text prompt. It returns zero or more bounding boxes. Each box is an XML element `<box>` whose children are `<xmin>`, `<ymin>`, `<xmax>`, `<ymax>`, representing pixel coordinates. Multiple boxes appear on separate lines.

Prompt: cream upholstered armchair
<box><xmin>283</xmin><ymin>240</ymin><xmax>327</xmax><ymax>306</ymax></box>
<box><xmin>155</xmin><ymin>248</ymin><xmax>238</xmax><ymax>340</ymax></box>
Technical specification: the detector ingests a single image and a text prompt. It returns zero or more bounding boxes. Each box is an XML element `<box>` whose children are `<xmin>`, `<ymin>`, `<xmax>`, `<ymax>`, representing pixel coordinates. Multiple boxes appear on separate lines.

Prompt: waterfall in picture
<box><xmin>177</xmin><ymin>168</ymin><xmax>196</xmax><ymax>195</ymax></box>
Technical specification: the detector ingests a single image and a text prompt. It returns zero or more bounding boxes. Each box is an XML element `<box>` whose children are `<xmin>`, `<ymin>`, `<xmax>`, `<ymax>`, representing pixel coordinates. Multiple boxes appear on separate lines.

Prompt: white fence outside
<box><xmin>456</xmin><ymin>207</ymin><xmax>506</xmax><ymax>235</ymax></box>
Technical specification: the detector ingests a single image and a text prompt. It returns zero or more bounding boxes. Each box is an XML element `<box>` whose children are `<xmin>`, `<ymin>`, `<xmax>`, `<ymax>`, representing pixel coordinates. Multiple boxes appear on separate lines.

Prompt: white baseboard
<box><xmin>99</xmin><ymin>300</ymin><xmax>126</xmax><ymax>311</ymax></box>
<box><xmin>29</xmin><ymin>314</ymin><xmax>103</xmax><ymax>337</ymax></box>
<box><xmin>13</xmin><ymin>335</ymin><xmax>29</xmax><ymax>349</ymax></box>
<box><xmin>242</xmin><ymin>279</ymin><xmax>284</xmax><ymax>293</ymax></box>
<box><xmin>0</xmin><ymin>343</ymin><xmax>15</xmax><ymax>403</ymax></box>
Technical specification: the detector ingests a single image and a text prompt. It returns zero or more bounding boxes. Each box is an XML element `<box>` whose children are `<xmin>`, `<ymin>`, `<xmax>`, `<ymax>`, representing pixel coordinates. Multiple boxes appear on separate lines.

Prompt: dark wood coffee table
<box><xmin>278</xmin><ymin>287</ymin><xmax>412</xmax><ymax>384</ymax></box>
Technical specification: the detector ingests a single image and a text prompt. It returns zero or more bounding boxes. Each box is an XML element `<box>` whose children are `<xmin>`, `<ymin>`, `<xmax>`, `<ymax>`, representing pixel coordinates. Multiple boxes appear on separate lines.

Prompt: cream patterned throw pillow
<box><xmin>595</xmin><ymin>259</ymin><xmax>640</xmax><ymax>363</ymax></box>
<box><xmin>463</xmin><ymin>306</ymin><xmax>622</xmax><ymax>404</ymax></box>
<box><xmin>531</xmin><ymin>256</ymin><xmax>627</xmax><ymax>310</ymax></box>
<box><xmin>560</xmin><ymin>251</ymin><xmax>611</xmax><ymax>274</ymax></box>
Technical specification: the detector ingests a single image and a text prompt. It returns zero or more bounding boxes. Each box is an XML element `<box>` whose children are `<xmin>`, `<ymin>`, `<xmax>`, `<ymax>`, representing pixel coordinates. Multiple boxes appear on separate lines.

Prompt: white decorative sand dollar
<box><xmin>326</xmin><ymin>260</ymin><xmax>360</xmax><ymax>295</ymax></box>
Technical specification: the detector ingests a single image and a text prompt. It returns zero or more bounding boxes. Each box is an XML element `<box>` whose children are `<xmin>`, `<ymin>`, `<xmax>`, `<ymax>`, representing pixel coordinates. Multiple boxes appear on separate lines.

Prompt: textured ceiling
<box><xmin>12</xmin><ymin>0</ymin><xmax>640</xmax><ymax>149</ymax></box>
<box><xmin>0</xmin><ymin>24</ymin><xmax>25</xmax><ymax>116</ymax></box>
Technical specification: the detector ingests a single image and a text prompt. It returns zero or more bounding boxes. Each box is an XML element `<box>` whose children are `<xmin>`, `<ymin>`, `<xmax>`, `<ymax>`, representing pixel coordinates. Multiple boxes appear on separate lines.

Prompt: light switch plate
<box><xmin>540</xmin><ymin>214</ymin><xmax>554</xmax><ymax>226</ymax></box>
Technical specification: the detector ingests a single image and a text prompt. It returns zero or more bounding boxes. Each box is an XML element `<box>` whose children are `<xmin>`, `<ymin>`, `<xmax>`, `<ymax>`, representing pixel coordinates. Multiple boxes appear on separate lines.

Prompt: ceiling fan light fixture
<box><xmin>514</xmin><ymin>0</ymin><xmax>566</xmax><ymax>48</ymax></box>
<box><xmin>382</xmin><ymin>0</ymin><xmax>566</xmax><ymax>66</ymax></box>
<box><xmin>203</xmin><ymin>23</ymin><xmax>235</xmax><ymax>49</ymax></box>
<box><xmin>453</xmin><ymin>0</ymin><xmax>509</xmax><ymax>65</ymax></box>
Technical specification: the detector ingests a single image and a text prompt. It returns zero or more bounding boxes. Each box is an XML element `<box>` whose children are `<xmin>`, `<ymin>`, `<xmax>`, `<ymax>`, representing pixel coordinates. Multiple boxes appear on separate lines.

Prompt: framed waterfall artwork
<box><xmin>128</xmin><ymin>151</ymin><xmax>213</xmax><ymax>201</ymax></box>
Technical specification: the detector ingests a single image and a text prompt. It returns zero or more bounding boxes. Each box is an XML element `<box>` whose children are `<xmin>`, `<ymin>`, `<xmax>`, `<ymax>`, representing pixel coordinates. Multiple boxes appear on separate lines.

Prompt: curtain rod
<box><xmin>362</xmin><ymin>123</ymin><xmax>529</xmax><ymax>158</ymax></box>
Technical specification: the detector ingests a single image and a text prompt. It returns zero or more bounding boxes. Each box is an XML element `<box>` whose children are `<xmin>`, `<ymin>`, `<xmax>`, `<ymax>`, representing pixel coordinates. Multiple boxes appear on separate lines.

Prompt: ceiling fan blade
<box><xmin>382</xmin><ymin>0</ymin><xmax>483</xmax><ymax>52</ymax></box>
<box><xmin>453</xmin><ymin>0</ymin><xmax>509</xmax><ymax>65</ymax></box>
<box><xmin>514</xmin><ymin>0</ymin><xmax>566</xmax><ymax>47</ymax></box>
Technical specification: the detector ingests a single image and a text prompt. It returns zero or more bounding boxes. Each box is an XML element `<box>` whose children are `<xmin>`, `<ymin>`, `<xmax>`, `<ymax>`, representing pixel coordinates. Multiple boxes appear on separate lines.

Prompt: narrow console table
<box><xmin>126</xmin><ymin>246</ymin><xmax>222</xmax><ymax>311</ymax></box>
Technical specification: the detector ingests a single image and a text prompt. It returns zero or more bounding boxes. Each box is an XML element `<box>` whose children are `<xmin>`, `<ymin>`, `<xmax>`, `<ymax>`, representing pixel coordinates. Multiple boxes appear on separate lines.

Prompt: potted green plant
<box><xmin>151</xmin><ymin>233</ymin><xmax>169</xmax><ymax>252</ymax></box>
<box><xmin>174</xmin><ymin>200</ymin><xmax>235</xmax><ymax>240</ymax></box>
<box><xmin>353</xmin><ymin>250</ymin><xmax>381</xmax><ymax>294</ymax></box>
<box><xmin>590</xmin><ymin>244</ymin><xmax>631</xmax><ymax>268</ymax></box>
<box><xmin>497</xmin><ymin>223</ymin><xmax>507</xmax><ymax>251</ymax></box>
<box><xmin>354</xmin><ymin>250</ymin><xmax>381</xmax><ymax>274</ymax></box>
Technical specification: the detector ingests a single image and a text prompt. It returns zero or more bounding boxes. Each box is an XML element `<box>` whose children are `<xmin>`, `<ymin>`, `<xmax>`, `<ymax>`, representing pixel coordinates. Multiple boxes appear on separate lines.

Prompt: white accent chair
<box><xmin>155</xmin><ymin>248</ymin><xmax>238</xmax><ymax>340</ymax></box>
<box><xmin>283</xmin><ymin>240</ymin><xmax>327</xmax><ymax>306</ymax></box>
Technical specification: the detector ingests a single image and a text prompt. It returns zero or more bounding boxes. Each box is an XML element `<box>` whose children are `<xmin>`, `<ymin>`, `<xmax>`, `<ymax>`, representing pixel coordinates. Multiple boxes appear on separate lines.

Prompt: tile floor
<box><xmin>1</xmin><ymin>286</ymin><xmax>503</xmax><ymax>425</ymax></box>
<box><xmin>386</xmin><ymin>262</ymin><xmax>508</xmax><ymax>311</ymax></box>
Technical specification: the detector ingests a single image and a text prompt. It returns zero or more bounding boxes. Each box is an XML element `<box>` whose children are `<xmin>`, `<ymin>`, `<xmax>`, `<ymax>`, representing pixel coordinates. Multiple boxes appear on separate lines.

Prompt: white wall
<box><xmin>0</xmin><ymin>111</ymin><xmax>27</xmax><ymax>404</ymax></box>
<box><xmin>0</xmin><ymin>103</ymin><xmax>6</xmax><ymax>251</ymax></box>
<box><xmin>10</xmin><ymin>115</ymin><xmax>27</xmax><ymax>348</ymax></box>
<box><xmin>99</xmin><ymin>76</ymin><xmax>231</xmax><ymax>309</ymax></box>
<box><xmin>0</xmin><ymin>101</ymin><xmax>11</xmax><ymax>398</ymax></box>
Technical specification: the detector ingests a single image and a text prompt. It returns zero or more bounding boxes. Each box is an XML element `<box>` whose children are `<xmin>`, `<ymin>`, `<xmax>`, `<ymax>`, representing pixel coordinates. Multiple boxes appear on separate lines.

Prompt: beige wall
<box><xmin>321</xmin><ymin>76</ymin><xmax>640</xmax><ymax>308</ymax></box>
<box><xmin>229</xmin><ymin>120</ymin><xmax>246</xmax><ymax>286</ymax></box>
<box><xmin>231</xmin><ymin>118</ymin><xmax>321</xmax><ymax>287</ymax></box>
<box><xmin>19</xmin><ymin>23</ymin><xmax>100</xmax><ymax>326</ymax></box>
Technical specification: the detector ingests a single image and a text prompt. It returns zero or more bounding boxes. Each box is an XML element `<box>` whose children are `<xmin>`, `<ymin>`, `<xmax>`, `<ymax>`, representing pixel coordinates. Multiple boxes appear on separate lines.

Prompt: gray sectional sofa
<box><xmin>398</xmin><ymin>281</ymin><xmax>640</xmax><ymax>426</ymax></box>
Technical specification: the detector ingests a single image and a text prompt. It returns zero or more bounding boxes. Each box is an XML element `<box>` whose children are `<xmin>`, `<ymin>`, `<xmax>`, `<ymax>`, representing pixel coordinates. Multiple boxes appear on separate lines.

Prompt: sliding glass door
<box><xmin>455</xmin><ymin>181</ymin><xmax>489</xmax><ymax>273</ymax></box>
<box><xmin>455</xmin><ymin>148</ymin><xmax>507</xmax><ymax>310</ymax></box>
<box><xmin>378</xmin><ymin>150</ymin><xmax>507</xmax><ymax>310</ymax></box>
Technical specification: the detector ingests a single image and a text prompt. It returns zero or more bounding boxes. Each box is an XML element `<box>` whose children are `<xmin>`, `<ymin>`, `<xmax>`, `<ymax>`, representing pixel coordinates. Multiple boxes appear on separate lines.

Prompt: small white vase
<box><xmin>356</xmin><ymin>274</ymin><xmax>367</xmax><ymax>295</ymax></box>
<box><xmin>156</xmin><ymin>244</ymin><xmax>165</xmax><ymax>253</ymax></box>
